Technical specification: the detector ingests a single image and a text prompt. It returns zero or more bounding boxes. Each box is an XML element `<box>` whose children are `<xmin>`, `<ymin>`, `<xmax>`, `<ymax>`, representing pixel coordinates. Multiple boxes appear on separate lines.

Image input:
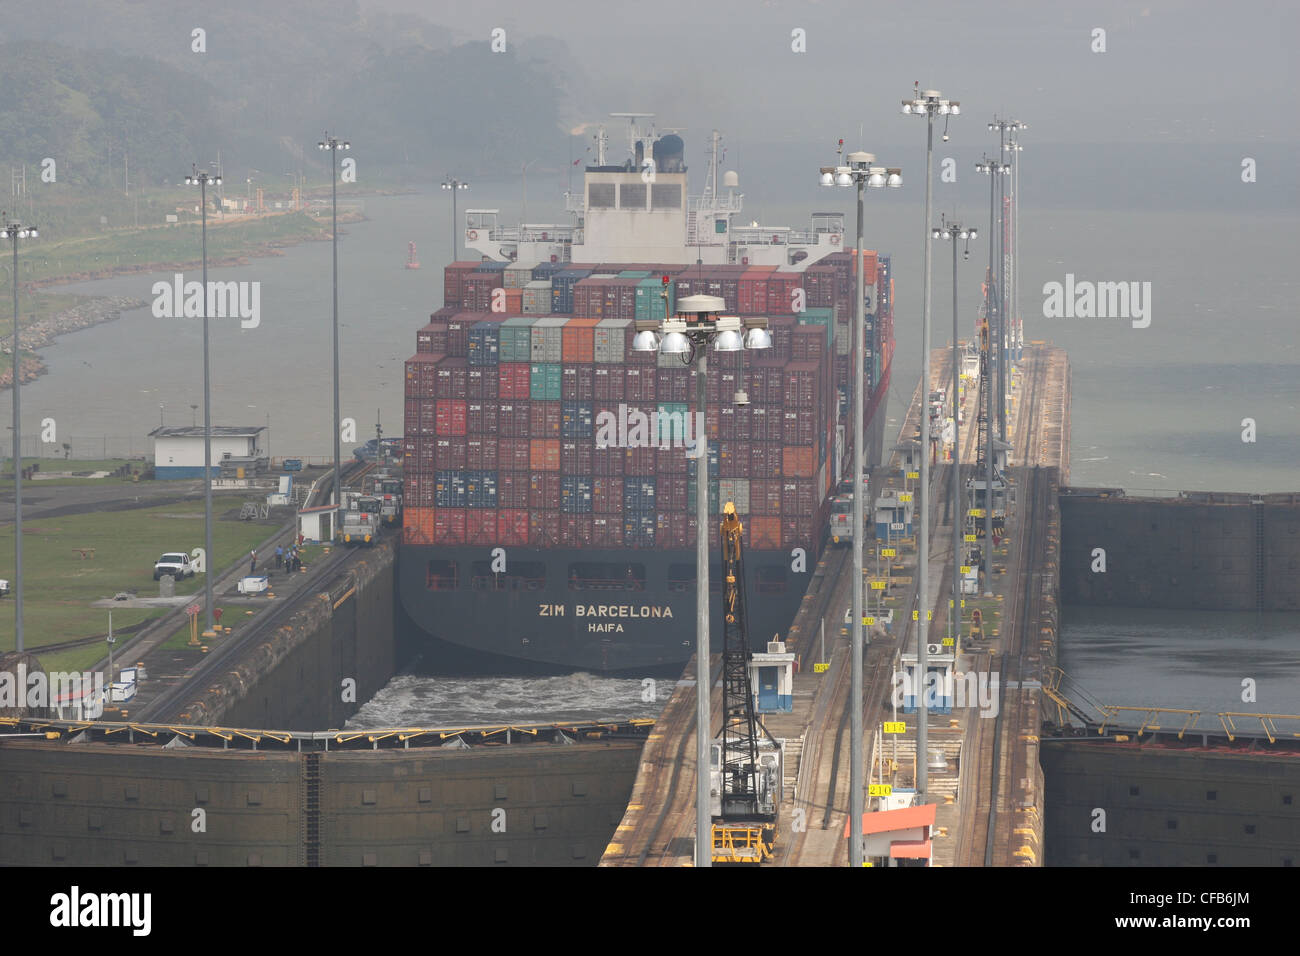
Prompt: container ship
<box><xmin>399</xmin><ymin>115</ymin><xmax>894</xmax><ymax>672</ymax></box>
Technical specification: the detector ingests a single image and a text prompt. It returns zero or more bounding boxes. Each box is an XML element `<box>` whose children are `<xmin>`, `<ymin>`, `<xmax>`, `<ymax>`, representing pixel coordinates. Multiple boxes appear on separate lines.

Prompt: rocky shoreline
<box><xmin>5</xmin><ymin>206</ymin><xmax>370</xmax><ymax>389</ymax></box>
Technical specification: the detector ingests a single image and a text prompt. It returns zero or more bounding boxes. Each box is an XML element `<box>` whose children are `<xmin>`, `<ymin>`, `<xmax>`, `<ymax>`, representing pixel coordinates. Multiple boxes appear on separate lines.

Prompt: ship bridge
<box><xmin>463</xmin><ymin>114</ymin><xmax>847</xmax><ymax>268</ymax></box>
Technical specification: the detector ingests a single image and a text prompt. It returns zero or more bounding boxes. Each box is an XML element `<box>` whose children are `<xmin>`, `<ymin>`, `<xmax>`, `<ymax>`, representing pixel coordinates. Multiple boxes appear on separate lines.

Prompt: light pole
<box><xmin>989</xmin><ymin>118</ymin><xmax>1025</xmax><ymax>439</ymax></box>
<box><xmin>318</xmin><ymin>134</ymin><xmax>349</xmax><ymax>530</ymax></box>
<box><xmin>932</xmin><ymin>220</ymin><xmax>976</xmax><ymax>649</ymax></box>
<box><xmin>903</xmin><ymin>85</ymin><xmax>959</xmax><ymax>799</ymax></box>
<box><xmin>819</xmin><ymin>147</ymin><xmax>901</xmax><ymax>865</ymax></box>
<box><xmin>632</xmin><ymin>294</ymin><xmax>771</xmax><ymax>868</ymax></box>
<box><xmin>1</xmin><ymin>214</ymin><xmax>37</xmax><ymax>652</ymax></box>
<box><xmin>441</xmin><ymin>178</ymin><xmax>469</xmax><ymax>261</ymax></box>
<box><xmin>183</xmin><ymin>167</ymin><xmax>220</xmax><ymax>638</ymax></box>
<box><xmin>975</xmin><ymin>156</ymin><xmax>1009</xmax><ymax>588</ymax></box>
<box><xmin>1002</xmin><ymin>125</ymin><xmax>1026</xmax><ymax>365</ymax></box>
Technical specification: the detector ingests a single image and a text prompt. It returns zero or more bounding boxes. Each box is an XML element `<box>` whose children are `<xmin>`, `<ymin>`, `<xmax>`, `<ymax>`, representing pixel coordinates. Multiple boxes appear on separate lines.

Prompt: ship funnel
<box><xmin>654</xmin><ymin>134</ymin><xmax>686</xmax><ymax>173</ymax></box>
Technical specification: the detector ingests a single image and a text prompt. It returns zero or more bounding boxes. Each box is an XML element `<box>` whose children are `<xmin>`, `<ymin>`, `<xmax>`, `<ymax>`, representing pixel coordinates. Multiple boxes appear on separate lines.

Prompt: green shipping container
<box><xmin>655</xmin><ymin>402</ymin><xmax>691</xmax><ymax>443</ymax></box>
<box><xmin>619</xmin><ymin>270</ymin><xmax>652</xmax><ymax>279</ymax></box>
<box><xmin>529</xmin><ymin>363</ymin><xmax>563</xmax><ymax>401</ymax></box>
<box><xmin>499</xmin><ymin>317</ymin><xmax>536</xmax><ymax>363</ymax></box>
<box><xmin>798</xmin><ymin>307</ymin><xmax>835</xmax><ymax>349</ymax></box>
<box><xmin>635</xmin><ymin>277</ymin><xmax>675</xmax><ymax>321</ymax></box>
<box><xmin>686</xmin><ymin>479</ymin><xmax>721</xmax><ymax>514</ymax></box>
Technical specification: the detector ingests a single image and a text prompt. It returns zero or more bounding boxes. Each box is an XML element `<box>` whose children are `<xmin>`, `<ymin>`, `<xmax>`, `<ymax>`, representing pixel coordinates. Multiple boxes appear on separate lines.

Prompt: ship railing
<box><xmin>687</xmin><ymin>195</ymin><xmax>743</xmax><ymax>215</ymax></box>
<box><xmin>471</xmin><ymin>574</ymin><xmax>545</xmax><ymax>591</ymax></box>
<box><xmin>568</xmin><ymin>578</ymin><xmax>645</xmax><ymax>592</ymax></box>
<box><xmin>729</xmin><ymin>227</ymin><xmax>823</xmax><ymax>246</ymax></box>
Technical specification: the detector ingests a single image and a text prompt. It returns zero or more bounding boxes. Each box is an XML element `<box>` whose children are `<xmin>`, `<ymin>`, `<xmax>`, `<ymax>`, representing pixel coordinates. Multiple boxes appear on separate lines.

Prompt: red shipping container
<box><xmin>766</xmin><ymin>274</ymin><xmax>802</xmax><ymax>314</ymax></box>
<box><xmin>659</xmin><ymin>476</ymin><xmax>689</xmax><ymax>505</ymax></box>
<box><xmin>593</xmin><ymin>365</ymin><xmax>624</xmax><ymax>402</ymax></box>
<box><xmin>559</xmin><ymin>514</ymin><xmax>596</xmax><ymax>548</ymax></box>
<box><xmin>495</xmin><ymin>401</ymin><xmax>523</xmax><ymax>438</ymax></box>
<box><xmin>498</xmin><ymin>363</ymin><xmax>531</xmax><ymax>400</ymax></box>
<box><xmin>791</xmin><ymin>326</ymin><xmax>825</xmax><ymax>362</ymax></box>
<box><xmin>435</xmin><ymin>357</ymin><xmax>469</xmax><ymax>399</ymax></box>
<box><xmin>497</xmin><ymin>437</ymin><xmax>531</xmax><ymax>472</ymax></box>
<box><xmin>467</xmin><ymin>436</ymin><xmax>498</xmax><ymax>470</ymax></box>
<box><xmin>467</xmin><ymin>401</ymin><xmax>498</xmax><ymax>435</ymax></box>
<box><xmin>782</xmin><ymin>410</ymin><xmax>815</xmax><ymax>447</ymax></box>
<box><xmin>530</xmin><ymin>439</ymin><xmax>561</xmax><ymax>471</ymax></box>
<box><xmin>783</xmin><ymin>446</ymin><xmax>815</xmax><ymax>478</ymax></box>
<box><xmin>404</xmin><ymin>353</ymin><xmax>441</xmax><ymax>400</ymax></box>
<box><xmin>561</xmin><ymin>440</ymin><xmax>594</xmax><ymax>474</ymax></box>
<box><xmin>528</xmin><ymin>473</ymin><xmax>562</xmax><ymax>510</ymax></box>
<box><xmin>623</xmin><ymin>445</ymin><xmax>656</xmax><ymax>475</ymax></box>
<box><xmin>466</xmin><ymin>509</ymin><xmax>498</xmax><ymax>546</ymax></box>
<box><xmin>434</xmin><ymin>508</ymin><xmax>466</xmax><ymax>545</ymax></box>
<box><xmin>435</xmin><ymin>437</ymin><xmax>467</xmax><ymax>470</ymax></box>
<box><xmin>655</xmin><ymin>444</ymin><xmax>688</xmax><ymax>475</ymax></box>
<box><xmin>782</xmin><ymin>479</ymin><xmax>817</xmax><ymax>517</ymax></box>
<box><xmin>784</xmin><ymin>360</ymin><xmax>819</xmax><ymax>408</ymax></box>
<box><xmin>750</xmin><ymin>442</ymin><xmax>783</xmax><ymax>479</ymax></box>
<box><xmin>403</xmin><ymin>507</ymin><xmax>435</xmax><ymax>545</ymax></box>
<box><xmin>624</xmin><ymin>366</ymin><xmax>655</xmax><ymax>402</ymax></box>
<box><xmin>738</xmin><ymin>272</ymin><xmax>768</xmax><ymax>313</ymax></box>
<box><xmin>561</xmin><ymin>363</ymin><xmax>596</xmax><ymax>401</ymax></box>
<box><xmin>529</xmin><ymin>510</ymin><xmax>561</xmax><ymax>547</ymax></box>
<box><xmin>418</xmin><ymin>400</ymin><xmax>437</xmax><ymax>435</ymax></box>
<box><xmin>562</xmin><ymin>318</ymin><xmax>600</xmax><ymax>362</ymax></box>
<box><xmin>593</xmin><ymin>476</ymin><xmax>623</xmax><ymax>514</ymax></box>
<box><xmin>592</xmin><ymin>515</ymin><xmax>623</xmax><ymax>548</ymax></box>
<box><xmin>436</xmin><ymin>399</ymin><xmax>468</xmax><ymax>437</ymax></box>
<box><xmin>497</xmin><ymin>509</ymin><xmax>530</xmax><ymax>546</ymax></box>
<box><xmin>443</xmin><ymin>263</ymin><xmax>478</xmax><ymax>308</ymax></box>
<box><xmin>656</xmin><ymin>368</ymin><xmax>689</xmax><ymax>403</ymax></box>
<box><xmin>466</xmin><ymin>365</ymin><xmax>499</xmax><ymax>400</ymax></box>
<box><xmin>530</xmin><ymin>401</ymin><xmax>562</xmax><ymax>439</ymax></box>
<box><xmin>781</xmin><ymin>515</ymin><xmax>813</xmax><ymax>549</ymax></box>
<box><xmin>750</xmin><ymin>516</ymin><xmax>781</xmax><ymax>549</ymax></box>
<box><xmin>416</xmin><ymin>437</ymin><xmax>437</xmax><ymax>470</ymax></box>
<box><xmin>750</xmin><ymin>479</ymin><xmax>782</xmax><ymax>515</ymax></box>
<box><xmin>402</xmin><ymin>436</ymin><xmax>418</xmax><ymax>466</ymax></box>
<box><xmin>593</xmin><ymin>444</ymin><xmax>625</xmax><ymax>476</ymax></box>
<box><xmin>499</xmin><ymin>471</ymin><xmax>530</xmax><ymax>509</ymax></box>
<box><xmin>718</xmin><ymin>440</ymin><xmax>748</xmax><ymax>478</ymax></box>
<box><xmin>417</xmin><ymin>321</ymin><xmax>450</xmax><ymax>354</ymax></box>
<box><xmin>403</xmin><ymin>398</ymin><xmax>420</xmax><ymax>435</ymax></box>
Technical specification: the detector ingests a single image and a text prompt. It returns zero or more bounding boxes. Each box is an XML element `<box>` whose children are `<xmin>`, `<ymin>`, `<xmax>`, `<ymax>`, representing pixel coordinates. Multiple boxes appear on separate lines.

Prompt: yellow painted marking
<box><xmin>880</xmin><ymin>548</ymin><xmax>897</xmax><ymax>557</ymax></box>
<box><xmin>863</xmin><ymin>616</ymin><xmax>876</xmax><ymax>626</ymax></box>
<box><xmin>647</xmin><ymin>734</ymin><xmax>663</xmax><ymax>740</ymax></box>
<box><xmin>964</xmin><ymin>534</ymin><xmax>977</xmax><ymax>542</ymax></box>
<box><xmin>899</xmin><ymin>493</ymin><xmax>913</xmax><ymax>502</ymax></box>
<box><xmin>626</xmin><ymin>804</ymin><xmax>643</xmax><ymax>811</ymax></box>
<box><xmin>912</xmin><ymin>610</ymin><xmax>933</xmax><ymax>621</ymax></box>
<box><xmin>906</xmin><ymin>471</ymin><xmax>919</xmax><ymax>479</ymax></box>
<box><xmin>960</xmin><ymin>566</ymin><xmax>972</xmax><ymax>574</ymax></box>
<box><xmin>942</xmin><ymin>638</ymin><xmax>954</xmax><ymax>647</ymax></box>
<box><xmin>813</xmin><ymin>662</ymin><xmax>830</xmax><ymax>674</ymax></box>
<box><xmin>606</xmin><ymin>843</ymin><xmax>624</xmax><ymax>853</ymax></box>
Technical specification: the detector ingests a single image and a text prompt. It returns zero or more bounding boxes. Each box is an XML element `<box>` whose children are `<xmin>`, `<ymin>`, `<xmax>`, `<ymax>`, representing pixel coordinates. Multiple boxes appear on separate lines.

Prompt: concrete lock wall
<box><xmin>184</xmin><ymin>541</ymin><xmax>400</xmax><ymax>730</ymax></box>
<box><xmin>0</xmin><ymin>740</ymin><xmax>641</xmax><ymax>866</ymax></box>
<box><xmin>1059</xmin><ymin>493</ymin><xmax>1300</xmax><ymax>610</ymax></box>
<box><xmin>1042</xmin><ymin>741</ymin><xmax>1300</xmax><ymax>866</ymax></box>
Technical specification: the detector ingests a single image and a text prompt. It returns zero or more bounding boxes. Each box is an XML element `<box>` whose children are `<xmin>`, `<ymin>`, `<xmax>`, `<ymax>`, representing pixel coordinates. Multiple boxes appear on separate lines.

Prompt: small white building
<box><xmin>749</xmin><ymin>640</ymin><xmax>795</xmax><ymax>713</ymax></box>
<box><xmin>297</xmin><ymin>504</ymin><xmax>338</xmax><ymax>544</ymax></box>
<box><xmin>149</xmin><ymin>426</ymin><xmax>267</xmax><ymax>479</ymax></box>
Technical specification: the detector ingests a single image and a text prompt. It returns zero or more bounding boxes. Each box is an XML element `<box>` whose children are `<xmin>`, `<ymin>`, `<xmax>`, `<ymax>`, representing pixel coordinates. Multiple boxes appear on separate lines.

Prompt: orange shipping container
<box><xmin>530</xmin><ymin>438</ymin><xmax>562</xmax><ymax>471</ymax></box>
<box><xmin>562</xmin><ymin>317</ymin><xmax>599</xmax><ymax>364</ymax></box>
<box><xmin>782</xmin><ymin>446</ymin><xmax>815</xmax><ymax>478</ymax></box>
<box><xmin>504</xmin><ymin>288</ymin><xmax>524</xmax><ymax>312</ymax></box>
<box><xmin>750</xmin><ymin>516</ymin><xmax>781</xmax><ymax>549</ymax></box>
<box><xmin>403</xmin><ymin>506</ymin><xmax>437</xmax><ymax>546</ymax></box>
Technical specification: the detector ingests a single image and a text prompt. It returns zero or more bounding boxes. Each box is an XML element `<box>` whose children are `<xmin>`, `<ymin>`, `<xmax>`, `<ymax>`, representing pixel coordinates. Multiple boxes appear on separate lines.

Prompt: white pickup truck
<box><xmin>153</xmin><ymin>552</ymin><xmax>194</xmax><ymax>580</ymax></box>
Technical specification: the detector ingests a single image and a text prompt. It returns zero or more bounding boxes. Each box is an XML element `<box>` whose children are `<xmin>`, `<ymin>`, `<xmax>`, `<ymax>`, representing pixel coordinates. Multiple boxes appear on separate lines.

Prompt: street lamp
<box><xmin>441</xmin><ymin>178</ymin><xmax>469</xmax><ymax>261</ymax></box>
<box><xmin>902</xmin><ymin>85</ymin><xmax>958</xmax><ymax>800</ymax></box>
<box><xmin>318</xmin><ymin>133</ymin><xmax>349</xmax><ymax>530</ymax></box>
<box><xmin>1</xmin><ymin>215</ymin><xmax>37</xmax><ymax>652</ymax></box>
<box><xmin>1002</xmin><ymin>124</ymin><xmax>1026</xmax><ymax>365</ymax></box>
<box><xmin>988</xmin><ymin>117</ymin><xmax>1024</xmax><ymax>441</ymax></box>
<box><xmin>975</xmin><ymin>156</ymin><xmax>1010</xmax><ymax>588</ymax></box>
<box><xmin>933</xmin><ymin>220</ymin><xmax>976</xmax><ymax>652</ymax></box>
<box><xmin>183</xmin><ymin>167</ymin><xmax>220</xmax><ymax>638</ymax></box>
<box><xmin>632</xmin><ymin>292</ymin><xmax>771</xmax><ymax>868</ymax></box>
<box><xmin>818</xmin><ymin>144</ymin><xmax>901</xmax><ymax>867</ymax></box>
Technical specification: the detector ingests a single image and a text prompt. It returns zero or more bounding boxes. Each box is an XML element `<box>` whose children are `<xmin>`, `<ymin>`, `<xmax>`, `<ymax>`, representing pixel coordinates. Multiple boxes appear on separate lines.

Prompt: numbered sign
<box><xmin>960</xmin><ymin>565</ymin><xmax>972</xmax><ymax>574</ymax></box>
<box><xmin>880</xmin><ymin>548</ymin><xmax>897</xmax><ymax>558</ymax></box>
<box><xmin>813</xmin><ymin>662</ymin><xmax>830</xmax><ymax>674</ymax></box>
<box><xmin>942</xmin><ymin>638</ymin><xmax>954</xmax><ymax>647</ymax></box>
<box><xmin>883</xmin><ymin>721</ymin><xmax>905</xmax><ymax>734</ymax></box>
<box><xmin>899</xmin><ymin>493</ymin><xmax>913</xmax><ymax>503</ymax></box>
<box><xmin>968</xmin><ymin>508</ymin><xmax>985</xmax><ymax>517</ymax></box>
<box><xmin>870</xmin><ymin>581</ymin><xmax>887</xmax><ymax>590</ymax></box>
<box><xmin>912</xmin><ymin>609</ymin><xmax>934</xmax><ymax>621</ymax></box>
<box><xmin>906</xmin><ymin>471</ymin><xmax>919</xmax><ymax>479</ymax></box>
<box><xmin>964</xmin><ymin>534</ymin><xmax>977</xmax><ymax>542</ymax></box>
<box><xmin>868</xmin><ymin>784</ymin><xmax>893</xmax><ymax>797</ymax></box>
<box><xmin>862</xmin><ymin>616</ymin><xmax>875</xmax><ymax>626</ymax></box>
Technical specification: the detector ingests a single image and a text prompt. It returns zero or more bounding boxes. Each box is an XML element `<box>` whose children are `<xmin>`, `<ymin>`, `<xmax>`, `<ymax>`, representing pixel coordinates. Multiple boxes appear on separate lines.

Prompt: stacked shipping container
<box><xmin>417</xmin><ymin>249</ymin><xmax>893</xmax><ymax>556</ymax></box>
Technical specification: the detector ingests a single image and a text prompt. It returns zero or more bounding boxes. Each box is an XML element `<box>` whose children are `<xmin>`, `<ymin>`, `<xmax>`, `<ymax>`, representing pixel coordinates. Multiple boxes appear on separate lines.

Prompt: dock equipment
<box><xmin>713</xmin><ymin>502</ymin><xmax>778</xmax><ymax>864</ymax></box>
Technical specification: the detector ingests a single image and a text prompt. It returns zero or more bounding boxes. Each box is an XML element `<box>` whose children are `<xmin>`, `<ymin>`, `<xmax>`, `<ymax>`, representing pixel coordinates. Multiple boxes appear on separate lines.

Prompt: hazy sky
<box><xmin>370</xmin><ymin>0</ymin><xmax>1298</xmax><ymax>148</ymax></box>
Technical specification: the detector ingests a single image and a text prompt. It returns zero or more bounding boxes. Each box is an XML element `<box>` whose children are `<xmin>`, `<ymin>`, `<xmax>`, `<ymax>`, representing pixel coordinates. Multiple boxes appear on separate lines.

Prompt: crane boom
<box><xmin>719</xmin><ymin>502</ymin><xmax>761</xmax><ymax>817</ymax></box>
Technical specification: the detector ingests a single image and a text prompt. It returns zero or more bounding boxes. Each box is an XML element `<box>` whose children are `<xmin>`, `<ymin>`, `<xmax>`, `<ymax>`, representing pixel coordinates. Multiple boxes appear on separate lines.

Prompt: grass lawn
<box><xmin>0</xmin><ymin>496</ymin><xmax>281</xmax><ymax>669</ymax></box>
<box><xmin>0</xmin><ymin>458</ymin><xmax>146</xmax><ymax>488</ymax></box>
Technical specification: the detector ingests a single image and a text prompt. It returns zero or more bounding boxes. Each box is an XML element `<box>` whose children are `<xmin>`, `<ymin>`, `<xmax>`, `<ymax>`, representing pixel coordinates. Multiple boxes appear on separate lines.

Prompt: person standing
<box><xmin>275</xmin><ymin>545</ymin><xmax>284</xmax><ymax>569</ymax></box>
